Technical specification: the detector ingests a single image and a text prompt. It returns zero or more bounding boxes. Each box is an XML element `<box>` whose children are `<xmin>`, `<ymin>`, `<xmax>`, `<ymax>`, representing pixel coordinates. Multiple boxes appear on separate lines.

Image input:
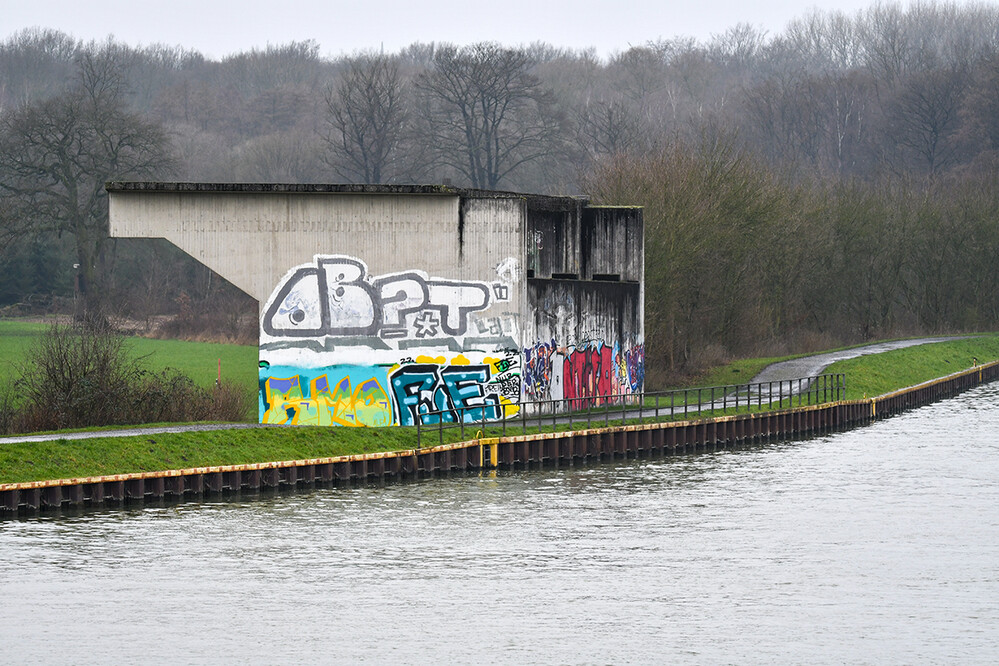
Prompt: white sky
<box><xmin>3</xmin><ymin>0</ymin><xmax>911</xmax><ymax>59</ymax></box>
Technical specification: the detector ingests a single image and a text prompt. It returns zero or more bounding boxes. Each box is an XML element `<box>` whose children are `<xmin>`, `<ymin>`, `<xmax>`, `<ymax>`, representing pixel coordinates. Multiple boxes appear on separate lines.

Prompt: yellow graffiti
<box><xmin>499</xmin><ymin>396</ymin><xmax>519</xmax><ymax>418</ymax></box>
<box><xmin>262</xmin><ymin>374</ymin><xmax>391</xmax><ymax>427</ymax></box>
<box><xmin>262</xmin><ymin>375</ymin><xmax>305</xmax><ymax>424</ymax></box>
<box><xmin>415</xmin><ymin>354</ymin><xmax>446</xmax><ymax>364</ymax></box>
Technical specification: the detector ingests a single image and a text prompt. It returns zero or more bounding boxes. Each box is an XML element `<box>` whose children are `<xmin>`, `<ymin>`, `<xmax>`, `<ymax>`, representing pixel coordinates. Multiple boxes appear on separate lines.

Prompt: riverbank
<box><xmin>2</xmin><ymin>335</ymin><xmax>998</xmax><ymax>489</ymax></box>
<box><xmin>3</xmin><ymin>356</ymin><xmax>998</xmax><ymax>516</ymax></box>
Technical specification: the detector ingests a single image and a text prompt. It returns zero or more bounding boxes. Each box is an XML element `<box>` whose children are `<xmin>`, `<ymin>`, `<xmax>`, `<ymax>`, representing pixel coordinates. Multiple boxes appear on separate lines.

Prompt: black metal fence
<box><xmin>415</xmin><ymin>373</ymin><xmax>846</xmax><ymax>448</ymax></box>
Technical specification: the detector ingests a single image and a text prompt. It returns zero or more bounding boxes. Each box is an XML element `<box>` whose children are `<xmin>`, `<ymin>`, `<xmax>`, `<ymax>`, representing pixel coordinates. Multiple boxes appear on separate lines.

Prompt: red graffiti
<box><xmin>562</xmin><ymin>345</ymin><xmax>615</xmax><ymax>408</ymax></box>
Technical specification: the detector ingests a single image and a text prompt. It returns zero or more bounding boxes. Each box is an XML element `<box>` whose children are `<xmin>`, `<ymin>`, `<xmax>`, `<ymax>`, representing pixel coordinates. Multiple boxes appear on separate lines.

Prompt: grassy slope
<box><xmin>825</xmin><ymin>335</ymin><xmax>999</xmax><ymax>400</ymax></box>
<box><xmin>0</xmin><ymin>427</ymin><xmax>417</xmax><ymax>483</ymax></box>
<box><xmin>3</xmin><ymin>329</ymin><xmax>999</xmax><ymax>485</ymax></box>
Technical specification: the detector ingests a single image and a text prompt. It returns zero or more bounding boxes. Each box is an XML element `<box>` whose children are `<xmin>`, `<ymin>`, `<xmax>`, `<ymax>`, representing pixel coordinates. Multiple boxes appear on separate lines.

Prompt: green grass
<box><xmin>0</xmin><ymin>321</ymin><xmax>45</xmax><ymax>379</ymax></box>
<box><xmin>0</xmin><ymin>426</ymin><xmax>418</xmax><ymax>484</ymax></box>
<box><xmin>826</xmin><ymin>335</ymin><xmax>999</xmax><ymax>400</ymax></box>
<box><xmin>127</xmin><ymin>337</ymin><xmax>257</xmax><ymax>395</ymax></box>
<box><xmin>0</xmin><ymin>320</ymin><xmax>258</xmax><ymax>403</ymax></box>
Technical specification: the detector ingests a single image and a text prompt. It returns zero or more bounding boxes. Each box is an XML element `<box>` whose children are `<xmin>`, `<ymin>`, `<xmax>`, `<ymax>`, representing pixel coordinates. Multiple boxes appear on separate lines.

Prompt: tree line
<box><xmin>2</xmin><ymin>1</ymin><xmax>999</xmax><ymax>380</ymax></box>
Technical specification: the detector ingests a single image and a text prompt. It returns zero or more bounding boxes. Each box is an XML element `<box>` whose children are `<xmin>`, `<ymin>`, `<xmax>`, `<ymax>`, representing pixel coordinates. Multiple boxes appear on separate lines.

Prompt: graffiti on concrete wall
<box><xmin>390</xmin><ymin>351</ymin><xmax>520</xmax><ymax>425</ymax></box>
<box><xmin>258</xmin><ymin>255</ymin><xmax>524</xmax><ymax>427</ymax></box>
<box><xmin>262</xmin><ymin>255</ymin><xmax>510</xmax><ymax>344</ymax></box>
<box><xmin>522</xmin><ymin>339</ymin><xmax>644</xmax><ymax>406</ymax></box>
<box><xmin>259</xmin><ymin>364</ymin><xmax>393</xmax><ymax>427</ymax></box>
<box><xmin>259</xmin><ymin>351</ymin><xmax>520</xmax><ymax>427</ymax></box>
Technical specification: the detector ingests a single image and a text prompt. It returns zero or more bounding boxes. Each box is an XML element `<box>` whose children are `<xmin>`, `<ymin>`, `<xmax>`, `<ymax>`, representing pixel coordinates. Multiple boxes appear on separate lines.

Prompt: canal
<box><xmin>1</xmin><ymin>384</ymin><xmax>997</xmax><ymax>663</ymax></box>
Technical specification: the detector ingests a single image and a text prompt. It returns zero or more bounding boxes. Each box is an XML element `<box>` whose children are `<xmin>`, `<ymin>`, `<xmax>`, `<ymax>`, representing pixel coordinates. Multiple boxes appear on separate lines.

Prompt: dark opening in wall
<box><xmin>592</xmin><ymin>273</ymin><xmax>621</xmax><ymax>282</ymax></box>
<box><xmin>551</xmin><ymin>273</ymin><xmax>579</xmax><ymax>280</ymax></box>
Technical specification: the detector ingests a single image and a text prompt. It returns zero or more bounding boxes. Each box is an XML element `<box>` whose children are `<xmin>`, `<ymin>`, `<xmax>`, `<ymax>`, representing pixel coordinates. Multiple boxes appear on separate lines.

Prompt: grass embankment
<box><xmin>825</xmin><ymin>335</ymin><xmax>999</xmax><ymax>400</ymax></box>
<box><xmin>0</xmin><ymin>427</ymin><xmax>415</xmax><ymax>484</ymax></box>
<box><xmin>2</xmin><ymin>333</ymin><xmax>999</xmax><ymax>485</ymax></box>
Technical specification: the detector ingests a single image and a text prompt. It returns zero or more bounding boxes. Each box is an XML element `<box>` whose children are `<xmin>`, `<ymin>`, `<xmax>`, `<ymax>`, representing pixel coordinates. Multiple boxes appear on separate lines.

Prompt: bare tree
<box><xmin>0</xmin><ymin>40</ymin><xmax>174</xmax><ymax>325</ymax></box>
<box><xmin>320</xmin><ymin>54</ymin><xmax>410</xmax><ymax>183</ymax></box>
<box><xmin>887</xmin><ymin>64</ymin><xmax>969</xmax><ymax>174</ymax></box>
<box><xmin>416</xmin><ymin>43</ymin><xmax>563</xmax><ymax>190</ymax></box>
<box><xmin>574</xmin><ymin>97</ymin><xmax>640</xmax><ymax>161</ymax></box>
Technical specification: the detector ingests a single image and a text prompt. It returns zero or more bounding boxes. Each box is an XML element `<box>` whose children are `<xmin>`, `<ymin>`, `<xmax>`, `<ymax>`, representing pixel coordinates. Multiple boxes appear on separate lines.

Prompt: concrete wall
<box><xmin>109</xmin><ymin>184</ymin><xmax>527</xmax><ymax>427</ymax></box>
<box><xmin>108</xmin><ymin>184</ymin><xmax>642</xmax><ymax>427</ymax></box>
<box><xmin>256</xmin><ymin>195</ymin><xmax>526</xmax><ymax>427</ymax></box>
<box><xmin>522</xmin><ymin>204</ymin><xmax>644</xmax><ymax>407</ymax></box>
<box><xmin>109</xmin><ymin>185</ymin><xmax>481</xmax><ymax>303</ymax></box>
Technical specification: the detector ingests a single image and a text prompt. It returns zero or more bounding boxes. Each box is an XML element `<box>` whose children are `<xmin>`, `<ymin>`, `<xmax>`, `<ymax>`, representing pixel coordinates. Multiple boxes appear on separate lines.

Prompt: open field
<box><xmin>2</xmin><ymin>334</ymin><xmax>999</xmax><ymax>485</ymax></box>
<box><xmin>0</xmin><ymin>320</ymin><xmax>258</xmax><ymax>400</ymax></box>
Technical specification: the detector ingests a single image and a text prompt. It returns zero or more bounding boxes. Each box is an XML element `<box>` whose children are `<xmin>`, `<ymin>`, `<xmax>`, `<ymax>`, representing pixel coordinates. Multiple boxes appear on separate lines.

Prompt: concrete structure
<box><xmin>107</xmin><ymin>183</ymin><xmax>644</xmax><ymax>427</ymax></box>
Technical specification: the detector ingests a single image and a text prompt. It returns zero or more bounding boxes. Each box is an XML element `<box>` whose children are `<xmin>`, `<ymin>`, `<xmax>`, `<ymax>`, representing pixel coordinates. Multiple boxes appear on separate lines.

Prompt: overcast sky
<box><xmin>5</xmin><ymin>0</ymin><xmax>912</xmax><ymax>59</ymax></box>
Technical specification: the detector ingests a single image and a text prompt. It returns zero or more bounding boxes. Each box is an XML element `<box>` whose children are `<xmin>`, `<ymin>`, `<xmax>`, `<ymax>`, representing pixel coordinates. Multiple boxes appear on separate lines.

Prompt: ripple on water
<box><xmin>2</xmin><ymin>385</ymin><xmax>999</xmax><ymax>664</ymax></box>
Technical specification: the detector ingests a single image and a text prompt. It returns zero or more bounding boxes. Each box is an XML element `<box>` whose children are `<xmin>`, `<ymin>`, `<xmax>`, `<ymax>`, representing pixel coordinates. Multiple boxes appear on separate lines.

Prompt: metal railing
<box><xmin>414</xmin><ymin>373</ymin><xmax>845</xmax><ymax>448</ymax></box>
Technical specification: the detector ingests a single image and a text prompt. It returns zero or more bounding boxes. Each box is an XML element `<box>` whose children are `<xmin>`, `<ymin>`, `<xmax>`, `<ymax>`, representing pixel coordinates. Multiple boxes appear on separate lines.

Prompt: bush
<box><xmin>3</xmin><ymin>325</ymin><xmax>252</xmax><ymax>435</ymax></box>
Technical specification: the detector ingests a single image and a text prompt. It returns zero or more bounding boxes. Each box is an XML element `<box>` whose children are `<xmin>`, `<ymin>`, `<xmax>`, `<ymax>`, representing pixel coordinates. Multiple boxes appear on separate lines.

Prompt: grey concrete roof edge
<box><xmin>103</xmin><ymin>181</ymin><xmax>594</xmax><ymax>208</ymax></box>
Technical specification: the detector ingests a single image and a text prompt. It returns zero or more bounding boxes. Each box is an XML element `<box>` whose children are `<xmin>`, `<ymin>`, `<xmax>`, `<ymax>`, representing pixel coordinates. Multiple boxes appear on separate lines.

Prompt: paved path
<box><xmin>748</xmin><ymin>336</ymin><xmax>970</xmax><ymax>385</ymax></box>
<box><xmin>0</xmin><ymin>337</ymin><xmax>969</xmax><ymax>445</ymax></box>
<box><xmin>0</xmin><ymin>423</ymin><xmax>277</xmax><ymax>445</ymax></box>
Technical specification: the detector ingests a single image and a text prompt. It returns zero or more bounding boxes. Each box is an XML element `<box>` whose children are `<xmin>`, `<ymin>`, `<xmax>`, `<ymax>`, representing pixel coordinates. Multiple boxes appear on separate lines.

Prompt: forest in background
<box><xmin>2</xmin><ymin>1</ymin><xmax>999</xmax><ymax>383</ymax></box>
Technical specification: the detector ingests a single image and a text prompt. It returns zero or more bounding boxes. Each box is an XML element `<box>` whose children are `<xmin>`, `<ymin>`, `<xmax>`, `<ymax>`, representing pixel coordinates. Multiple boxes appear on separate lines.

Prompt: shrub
<box><xmin>3</xmin><ymin>325</ymin><xmax>252</xmax><ymax>435</ymax></box>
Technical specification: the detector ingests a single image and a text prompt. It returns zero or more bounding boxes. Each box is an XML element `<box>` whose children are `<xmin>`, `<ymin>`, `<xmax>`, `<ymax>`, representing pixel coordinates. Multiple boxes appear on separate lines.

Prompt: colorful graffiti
<box><xmin>258</xmin><ymin>254</ymin><xmax>524</xmax><ymax>427</ymax></box>
<box><xmin>523</xmin><ymin>339</ymin><xmax>644</xmax><ymax>406</ymax></box>
<box><xmin>262</xmin><ymin>255</ymin><xmax>508</xmax><ymax>342</ymax></box>
<box><xmin>260</xmin><ymin>365</ymin><xmax>392</xmax><ymax>427</ymax></box>
<box><xmin>390</xmin><ymin>364</ymin><xmax>501</xmax><ymax>425</ymax></box>
<box><xmin>389</xmin><ymin>352</ymin><xmax>519</xmax><ymax>425</ymax></box>
<box><xmin>259</xmin><ymin>352</ymin><xmax>521</xmax><ymax>427</ymax></box>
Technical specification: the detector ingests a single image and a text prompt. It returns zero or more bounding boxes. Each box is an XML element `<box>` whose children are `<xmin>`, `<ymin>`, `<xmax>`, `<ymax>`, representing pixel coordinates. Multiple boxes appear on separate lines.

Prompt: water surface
<box><xmin>2</xmin><ymin>385</ymin><xmax>998</xmax><ymax>664</ymax></box>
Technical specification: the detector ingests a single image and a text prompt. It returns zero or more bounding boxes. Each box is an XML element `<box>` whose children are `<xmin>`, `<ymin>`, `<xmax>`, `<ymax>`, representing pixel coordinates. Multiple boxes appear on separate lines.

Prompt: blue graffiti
<box><xmin>390</xmin><ymin>364</ymin><xmax>502</xmax><ymax>426</ymax></box>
